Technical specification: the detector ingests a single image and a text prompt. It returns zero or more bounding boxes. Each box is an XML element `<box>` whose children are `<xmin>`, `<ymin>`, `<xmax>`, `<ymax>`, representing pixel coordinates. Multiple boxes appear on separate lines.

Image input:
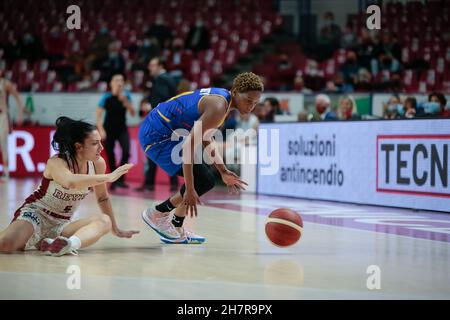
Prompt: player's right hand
<box><xmin>108</xmin><ymin>163</ymin><xmax>134</xmax><ymax>183</ymax></box>
<box><xmin>183</xmin><ymin>189</ymin><xmax>202</xmax><ymax>218</ymax></box>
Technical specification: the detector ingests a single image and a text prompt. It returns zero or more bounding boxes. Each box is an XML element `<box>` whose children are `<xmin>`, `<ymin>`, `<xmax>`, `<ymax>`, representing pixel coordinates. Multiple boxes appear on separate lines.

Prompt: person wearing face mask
<box><xmin>89</xmin><ymin>24</ymin><xmax>114</xmax><ymax>71</ymax></box>
<box><xmin>146</xmin><ymin>14</ymin><xmax>173</xmax><ymax>49</ymax></box>
<box><xmin>403</xmin><ymin>97</ymin><xmax>417</xmax><ymax>119</ymax></box>
<box><xmin>185</xmin><ymin>15</ymin><xmax>210</xmax><ymax>53</ymax></box>
<box><xmin>428</xmin><ymin>92</ymin><xmax>448</xmax><ymax>118</ymax></box>
<box><xmin>383</xmin><ymin>95</ymin><xmax>403</xmax><ymax>120</ymax></box>
<box><xmin>100</xmin><ymin>41</ymin><xmax>125</xmax><ymax>82</ymax></box>
<box><xmin>135</xmin><ymin>37</ymin><xmax>160</xmax><ymax>70</ymax></box>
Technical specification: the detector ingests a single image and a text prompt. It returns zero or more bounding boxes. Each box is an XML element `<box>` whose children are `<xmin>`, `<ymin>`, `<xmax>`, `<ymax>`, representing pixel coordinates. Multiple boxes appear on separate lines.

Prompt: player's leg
<box><xmin>40</xmin><ymin>215</ymin><xmax>111</xmax><ymax>257</ymax></box>
<box><xmin>0</xmin><ymin>115</ymin><xmax>9</xmax><ymax>178</ymax></box>
<box><xmin>143</xmin><ymin>163</ymin><xmax>215</xmax><ymax>242</ymax></box>
<box><xmin>160</xmin><ymin>164</ymin><xmax>215</xmax><ymax>244</ymax></box>
<box><xmin>104</xmin><ymin>134</ymin><xmax>117</xmax><ymax>189</ymax></box>
<box><xmin>116</xmin><ymin>128</ymin><xmax>130</xmax><ymax>187</ymax></box>
<box><xmin>0</xmin><ymin>220</ymin><xmax>34</xmax><ymax>253</ymax></box>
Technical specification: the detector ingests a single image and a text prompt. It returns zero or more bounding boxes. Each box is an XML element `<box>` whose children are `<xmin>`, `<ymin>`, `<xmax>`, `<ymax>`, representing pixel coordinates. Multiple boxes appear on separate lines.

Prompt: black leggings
<box><xmin>176</xmin><ymin>163</ymin><xmax>216</xmax><ymax>197</ymax></box>
<box><xmin>105</xmin><ymin>128</ymin><xmax>130</xmax><ymax>178</ymax></box>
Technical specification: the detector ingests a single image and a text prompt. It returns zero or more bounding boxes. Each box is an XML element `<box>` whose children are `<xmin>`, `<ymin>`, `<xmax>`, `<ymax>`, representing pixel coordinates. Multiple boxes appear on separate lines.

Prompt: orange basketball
<box><xmin>265</xmin><ymin>208</ymin><xmax>303</xmax><ymax>247</ymax></box>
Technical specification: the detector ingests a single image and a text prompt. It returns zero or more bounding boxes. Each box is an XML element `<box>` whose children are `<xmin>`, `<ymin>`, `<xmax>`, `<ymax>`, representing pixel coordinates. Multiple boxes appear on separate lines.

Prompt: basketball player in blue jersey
<box><xmin>139</xmin><ymin>72</ymin><xmax>264</xmax><ymax>244</ymax></box>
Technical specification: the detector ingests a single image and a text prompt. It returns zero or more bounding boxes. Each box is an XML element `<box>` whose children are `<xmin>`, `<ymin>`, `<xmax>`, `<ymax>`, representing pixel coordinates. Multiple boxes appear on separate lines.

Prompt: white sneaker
<box><xmin>141</xmin><ymin>206</ymin><xmax>180</xmax><ymax>240</ymax></box>
<box><xmin>160</xmin><ymin>229</ymin><xmax>206</xmax><ymax>244</ymax></box>
<box><xmin>40</xmin><ymin>236</ymin><xmax>78</xmax><ymax>257</ymax></box>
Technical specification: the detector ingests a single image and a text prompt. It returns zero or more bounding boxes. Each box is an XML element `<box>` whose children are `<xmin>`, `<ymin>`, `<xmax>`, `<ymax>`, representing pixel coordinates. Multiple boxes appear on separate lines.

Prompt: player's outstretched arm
<box><xmin>47</xmin><ymin>157</ymin><xmax>133</xmax><ymax>190</ymax></box>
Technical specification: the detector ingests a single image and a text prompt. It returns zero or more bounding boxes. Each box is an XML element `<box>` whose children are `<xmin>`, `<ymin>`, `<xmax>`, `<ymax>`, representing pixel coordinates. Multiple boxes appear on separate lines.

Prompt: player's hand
<box><xmin>113</xmin><ymin>227</ymin><xmax>140</xmax><ymax>238</ymax></box>
<box><xmin>220</xmin><ymin>169</ymin><xmax>248</xmax><ymax>194</ymax></box>
<box><xmin>108</xmin><ymin>163</ymin><xmax>134</xmax><ymax>183</ymax></box>
<box><xmin>183</xmin><ymin>188</ymin><xmax>202</xmax><ymax>218</ymax></box>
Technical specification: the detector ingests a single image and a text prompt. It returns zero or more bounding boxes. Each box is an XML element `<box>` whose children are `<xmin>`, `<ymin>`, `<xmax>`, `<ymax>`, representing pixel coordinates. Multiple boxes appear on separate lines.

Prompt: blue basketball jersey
<box><xmin>139</xmin><ymin>88</ymin><xmax>232</xmax><ymax>176</ymax></box>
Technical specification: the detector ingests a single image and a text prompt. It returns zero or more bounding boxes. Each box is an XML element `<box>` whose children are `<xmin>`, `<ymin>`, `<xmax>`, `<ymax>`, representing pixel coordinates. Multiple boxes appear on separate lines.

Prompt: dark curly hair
<box><xmin>51</xmin><ymin>117</ymin><xmax>96</xmax><ymax>173</ymax></box>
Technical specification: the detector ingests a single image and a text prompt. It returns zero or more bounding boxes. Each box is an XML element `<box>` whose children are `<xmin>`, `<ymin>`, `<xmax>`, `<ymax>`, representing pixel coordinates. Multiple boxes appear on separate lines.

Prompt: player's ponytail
<box><xmin>51</xmin><ymin>117</ymin><xmax>96</xmax><ymax>173</ymax></box>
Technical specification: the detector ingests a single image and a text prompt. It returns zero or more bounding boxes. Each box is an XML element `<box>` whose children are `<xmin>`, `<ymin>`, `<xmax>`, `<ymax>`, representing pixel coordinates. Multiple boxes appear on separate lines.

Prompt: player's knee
<box><xmin>204</xmin><ymin>174</ymin><xmax>216</xmax><ymax>193</ymax></box>
<box><xmin>196</xmin><ymin>173</ymin><xmax>215</xmax><ymax>196</ymax></box>
<box><xmin>0</xmin><ymin>238</ymin><xmax>16</xmax><ymax>253</ymax></box>
<box><xmin>98</xmin><ymin>214</ymin><xmax>112</xmax><ymax>232</ymax></box>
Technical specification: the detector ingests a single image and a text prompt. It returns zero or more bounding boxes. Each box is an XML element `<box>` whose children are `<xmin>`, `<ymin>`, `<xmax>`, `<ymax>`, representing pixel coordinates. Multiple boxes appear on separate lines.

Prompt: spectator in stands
<box><xmin>135</xmin><ymin>57</ymin><xmax>179</xmax><ymax>192</ymax></box>
<box><xmin>356</xmin><ymin>30</ymin><xmax>376</xmax><ymax>72</ymax></box>
<box><xmin>403</xmin><ymin>97</ymin><xmax>417</xmax><ymax>119</ymax></box>
<box><xmin>354</xmin><ymin>68</ymin><xmax>373</xmax><ymax>91</ymax></box>
<box><xmin>96</xmin><ymin>74</ymin><xmax>135</xmax><ymax>190</ymax></box>
<box><xmin>168</xmin><ymin>38</ymin><xmax>186</xmax><ymax>73</ymax></box>
<box><xmin>293</xmin><ymin>71</ymin><xmax>313</xmax><ymax>93</ymax></box>
<box><xmin>88</xmin><ymin>24</ymin><xmax>114</xmax><ymax>71</ymax></box>
<box><xmin>325</xmin><ymin>73</ymin><xmax>353</xmax><ymax>94</ymax></box>
<box><xmin>371</xmin><ymin>33</ymin><xmax>402</xmax><ymax>75</ymax></box>
<box><xmin>313</xmin><ymin>94</ymin><xmax>337</xmax><ymax>121</ymax></box>
<box><xmin>100</xmin><ymin>41</ymin><xmax>125</xmax><ymax>82</ymax></box>
<box><xmin>264</xmin><ymin>97</ymin><xmax>285</xmax><ymax>116</ymax></box>
<box><xmin>45</xmin><ymin>26</ymin><xmax>66</xmax><ymax>62</ymax></box>
<box><xmin>135</xmin><ymin>37</ymin><xmax>160</xmax><ymax>70</ymax></box>
<box><xmin>340</xmin><ymin>51</ymin><xmax>359</xmax><ymax>87</ymax></box>
<box><xmin>18</xmin><ymin>32</ymin><xmax>45</xmax><ymax>63</ymax></box>
<box><xmin>145</xmin><ymin>14</ymin><xmax>173</xmax><ymax>49</ymax></box>
<box><xmin>258</xmin><ymin>99</ymin><xmax>275</xmax><ymax>123</ymax></box>
<box><xmin>383</xmin><ymin>95</ymin><xmax>403</xmax><ymax>119</ymax></box>
<box><xmin>185</xmin><ymin>16</ymin><xmax>210</xmax><ymax>53</ymax></box>
<box><xmin>341</xmin><ymin>22</ymin><xmax>357</xmax><ymax>50</ymax></box>
<box><xmin>297</xmin><ymin>111</ymin><xmax>309</xmax><ymax>122</ymax></box>
<box><xmin>318</xmin><ymin>12</ymin><xmax>342</xmax><ymax>60</ymax></box>
<box><xmin>338</xmin><ymin>95</ymin><xmax>361</xmax><ymax>120</ymax></box>
<box><xmin>1</xmin><ymin>33</ymin><xmax>20</xmax><ymax>63</ymax></box>
<box><xmin>429</xmin><ymin>92</ymin><xmax>448</xmax><ymax>117</ymax></box>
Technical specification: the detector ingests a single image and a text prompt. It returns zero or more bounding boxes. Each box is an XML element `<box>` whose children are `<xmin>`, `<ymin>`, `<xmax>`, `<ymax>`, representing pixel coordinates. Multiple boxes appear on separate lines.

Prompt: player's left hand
<box><xmin>220</xmin><ymin>169</ymin><xmax>248</xmax><ymax>194</ymax></box>
<box><xmin>113</xmin><ymin>227</ymin><xmax>140</xmax><ymax>238</ymax></box>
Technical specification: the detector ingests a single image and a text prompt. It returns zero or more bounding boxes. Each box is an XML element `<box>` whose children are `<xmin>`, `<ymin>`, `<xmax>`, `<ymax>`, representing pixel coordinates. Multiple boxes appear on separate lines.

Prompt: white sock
<box><xmin>68</xmin><ymin>236</ymin><xmax>81</xmax><ymax>250</ymax></box>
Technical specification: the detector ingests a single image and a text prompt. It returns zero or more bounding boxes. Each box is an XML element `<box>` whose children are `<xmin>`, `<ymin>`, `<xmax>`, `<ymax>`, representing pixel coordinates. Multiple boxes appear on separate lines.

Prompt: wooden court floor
<box><xmin>0</xmin><ymin>178</ymin><xmax>449</xmax><ymax>299</ymax></box>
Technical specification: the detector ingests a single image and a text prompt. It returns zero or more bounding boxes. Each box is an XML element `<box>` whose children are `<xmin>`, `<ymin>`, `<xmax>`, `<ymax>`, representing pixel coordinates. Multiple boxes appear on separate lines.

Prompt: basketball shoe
<box><xmin>39</xmin><ymin>236</ymin><xmax>78</xmax><ymax>257</ymax></box>
<box><xmin>141</xmin><ymin>206</ymin><xmax>180</xmax><ymax>240</ymax></box>
<box><xmin>160</xmin><ymin>229</ymin><xmax>206</xmax><ymax>244</ymax></box>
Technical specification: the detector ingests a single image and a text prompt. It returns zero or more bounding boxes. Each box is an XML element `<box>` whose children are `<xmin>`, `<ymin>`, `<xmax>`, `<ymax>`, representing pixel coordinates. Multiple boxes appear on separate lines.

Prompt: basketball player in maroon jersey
<box><xmin>0</xmin><ymin>117</ymin><xmax>139</xmax><ymax>256</ymax></box>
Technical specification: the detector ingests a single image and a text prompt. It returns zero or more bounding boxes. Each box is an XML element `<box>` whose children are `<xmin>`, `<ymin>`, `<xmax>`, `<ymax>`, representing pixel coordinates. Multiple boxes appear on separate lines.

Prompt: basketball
<box><xmin>265</xmin><ymin>208</ymin><xmax>303</xmax><ymax>247</ymax></box>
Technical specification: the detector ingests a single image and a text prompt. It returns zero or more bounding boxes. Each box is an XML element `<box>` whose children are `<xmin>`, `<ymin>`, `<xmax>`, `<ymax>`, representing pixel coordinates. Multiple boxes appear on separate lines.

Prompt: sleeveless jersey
<box><xmin>20</xmin><ymin>161</ymin><xmax>95</xmax><ymax>219</ymax></box>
